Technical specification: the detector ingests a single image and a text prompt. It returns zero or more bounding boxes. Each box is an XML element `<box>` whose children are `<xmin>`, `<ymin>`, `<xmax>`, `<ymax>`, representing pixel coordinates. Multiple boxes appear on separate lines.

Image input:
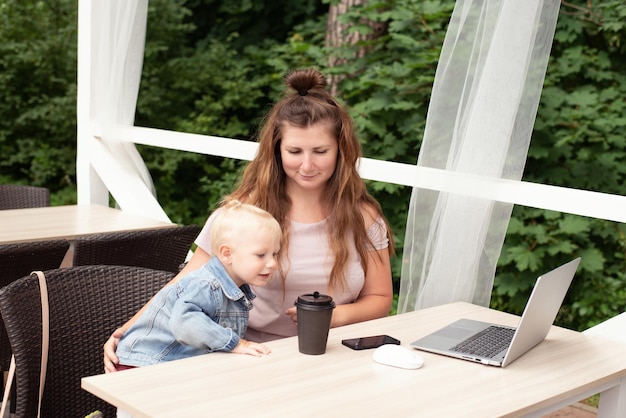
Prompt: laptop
<box><xmin>410</xmin><ymin>258</ymin><xmax>581</xmax><ymax>367</ymax></box>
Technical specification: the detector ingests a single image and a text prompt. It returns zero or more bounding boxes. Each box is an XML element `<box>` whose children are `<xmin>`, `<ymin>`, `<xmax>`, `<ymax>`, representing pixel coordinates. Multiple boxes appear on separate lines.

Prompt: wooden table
<box><xmin>81</xmin><ymin>302</ymin><xmax>626</xmax><ymax>417</ymax></box>
<box><xmin>0</xmin><ymin>204</ymin><xmax>176</xmax><ymax>266</ymax></box>
<box><xmin>0</xmin><ymin>204</ymin><xmax>175</xmax><ymax>245</ymax></box>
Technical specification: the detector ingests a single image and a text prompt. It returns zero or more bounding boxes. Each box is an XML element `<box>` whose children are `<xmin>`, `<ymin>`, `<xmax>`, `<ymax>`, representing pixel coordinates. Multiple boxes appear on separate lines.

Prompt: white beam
<box><xmin>104</xmin><ymin>126</ymin><xmax>626</xmax><ymax>224</ymax></box>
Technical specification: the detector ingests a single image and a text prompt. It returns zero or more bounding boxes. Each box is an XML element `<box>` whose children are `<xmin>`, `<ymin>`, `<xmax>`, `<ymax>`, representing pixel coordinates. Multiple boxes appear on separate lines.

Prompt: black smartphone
<box><xmin>341</xmin><ymin>335</ymin><xmax>401</xmax><ymax>350</ymax></box>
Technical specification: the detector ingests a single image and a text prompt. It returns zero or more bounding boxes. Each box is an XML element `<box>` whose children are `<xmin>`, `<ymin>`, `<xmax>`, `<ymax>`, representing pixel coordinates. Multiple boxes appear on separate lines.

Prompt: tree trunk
<box><xmin>325</xmin><ymin>0</ymin><xmax>387</xmax><ymax>96</ymax></box>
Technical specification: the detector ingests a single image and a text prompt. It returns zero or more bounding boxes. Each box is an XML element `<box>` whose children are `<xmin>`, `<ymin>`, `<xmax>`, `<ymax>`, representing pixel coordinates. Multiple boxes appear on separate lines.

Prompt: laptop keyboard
<box><xmin>450</xmin><ymin>326</ymin><xmax>515</xmax><ymax>359</ymax></box>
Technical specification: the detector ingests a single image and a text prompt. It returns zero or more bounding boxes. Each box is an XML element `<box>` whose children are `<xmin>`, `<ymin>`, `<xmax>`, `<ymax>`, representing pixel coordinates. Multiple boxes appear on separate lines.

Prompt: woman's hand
<box><xmin>285</xmin><ymin>306</ymin><xmax>298</xmax><ymax>325</ymax></box>
<box><xmin>103</xmin><ymin>327</ymin><xmax>124</xmax><ymax>373</ymax></box>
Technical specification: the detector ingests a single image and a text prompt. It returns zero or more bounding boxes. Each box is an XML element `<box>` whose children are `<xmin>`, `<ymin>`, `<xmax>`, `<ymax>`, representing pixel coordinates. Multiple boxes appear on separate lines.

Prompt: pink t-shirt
<box><xmin>195</xmin><ymin>211</ymin><xmax>389</xmax><ymax>342</ymax></box>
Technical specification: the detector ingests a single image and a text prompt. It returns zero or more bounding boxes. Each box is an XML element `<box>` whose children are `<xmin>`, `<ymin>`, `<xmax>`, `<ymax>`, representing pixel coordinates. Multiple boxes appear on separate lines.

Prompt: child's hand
<box><xmin>232</xmin><ymin>339</ymin><xmax>271</xmax><ymax>356</ymax></box>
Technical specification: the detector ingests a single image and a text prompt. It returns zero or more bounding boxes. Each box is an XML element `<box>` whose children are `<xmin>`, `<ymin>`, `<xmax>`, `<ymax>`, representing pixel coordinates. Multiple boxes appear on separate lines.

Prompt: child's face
<box><xmin>224</xmin><ymin>232</ymin><xmax>280</xmax><ymax>287</ymax></box>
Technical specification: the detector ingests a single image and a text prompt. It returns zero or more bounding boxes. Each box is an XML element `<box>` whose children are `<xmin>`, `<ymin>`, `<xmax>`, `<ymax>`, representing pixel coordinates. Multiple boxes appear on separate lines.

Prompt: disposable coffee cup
<box><xmin>294</xmin><ymin>291</ymin><xmax>335</xmax><ymax>355</ymax></box>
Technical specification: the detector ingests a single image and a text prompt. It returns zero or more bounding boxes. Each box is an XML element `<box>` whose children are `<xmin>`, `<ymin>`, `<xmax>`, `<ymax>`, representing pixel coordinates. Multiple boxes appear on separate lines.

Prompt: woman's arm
<box><xmin>329</xmin><ymin>203</ymin><xmax>394</xmax><ymax>327</ymax></box>
<box><xmin>103</xmin><ymin>247</ymin><xmax>212</xmax><ymax>373</ymax></box>
<box><xmin>330</xmin><ymin>246</ymin><xmax>393</xmax><ymax>328</ymax></box>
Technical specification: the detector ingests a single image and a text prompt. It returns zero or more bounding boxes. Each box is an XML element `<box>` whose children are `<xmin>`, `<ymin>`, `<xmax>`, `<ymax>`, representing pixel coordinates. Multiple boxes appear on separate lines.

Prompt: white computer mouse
<box><xmin>372</xmin><ymin>344</ymin><xmax>424</xmax><ymax>369</ymax></box>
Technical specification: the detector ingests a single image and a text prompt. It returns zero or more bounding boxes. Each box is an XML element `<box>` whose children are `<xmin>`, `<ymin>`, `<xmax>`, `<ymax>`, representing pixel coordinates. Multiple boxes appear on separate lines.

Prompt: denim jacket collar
<box><xmin>206</xmin><ymin>257</ymin><xmax>255</xmax><ymax>308</ymax></box>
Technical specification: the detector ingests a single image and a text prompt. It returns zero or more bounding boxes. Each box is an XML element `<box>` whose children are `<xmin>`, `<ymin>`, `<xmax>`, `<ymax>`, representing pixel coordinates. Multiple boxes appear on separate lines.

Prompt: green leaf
<box><xmin>558</xmin><ymin>216</ymin><xmax>590</xmax><ymax>234</ymax></box>
<box><xmin>578</xmin><ymin>248</ymin><xmax>606</xmax><ymax>273</ymax></box>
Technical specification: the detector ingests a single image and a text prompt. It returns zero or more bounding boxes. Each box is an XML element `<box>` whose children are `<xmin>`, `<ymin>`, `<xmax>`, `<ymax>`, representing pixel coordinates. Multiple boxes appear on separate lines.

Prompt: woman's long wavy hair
<box><xmin>229</xmin><ymin>68</ymin><xmax>394</xmax><ymax>292</ymax></box>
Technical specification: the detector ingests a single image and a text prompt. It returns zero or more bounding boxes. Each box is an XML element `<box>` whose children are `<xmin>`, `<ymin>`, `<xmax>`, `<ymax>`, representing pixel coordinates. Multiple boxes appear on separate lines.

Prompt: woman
<box><xmin>104</xmin><ymin>68</ymin><xmax>394</xmax><ymax>372</ymax></box>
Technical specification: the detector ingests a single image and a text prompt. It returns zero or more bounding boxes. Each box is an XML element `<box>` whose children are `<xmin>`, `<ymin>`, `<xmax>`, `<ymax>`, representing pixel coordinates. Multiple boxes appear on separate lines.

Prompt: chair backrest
<box><xmin>0</xmin><ymin>265</ymin><xmax>176</xmax><ymax>417</ymax></box>
<box><xmin>0</xmin><ymin>240</ymin><xmax>70</xmax><ymax>372</ymax></box>
<box><xmin>72</xmin><ymin>224</ymin><xmax>201</xmax><ymax>273</ymax></box>
<box><xmin>0</xmin><ymin>185</ymin><xmax>50</xmax><ymax>210</ymax></box>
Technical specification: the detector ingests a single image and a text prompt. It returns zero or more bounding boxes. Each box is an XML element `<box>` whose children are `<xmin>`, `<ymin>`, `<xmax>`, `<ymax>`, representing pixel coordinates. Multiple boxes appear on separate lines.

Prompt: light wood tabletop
<box><xmin>82</xmin><ymin>301</ymin><xmax>626</xmax><ymax>417</ymax></box>
<box><xmin>0</xmin><ymin>204</ymin><xmax>175</xmax><ymax>245</ymax></box>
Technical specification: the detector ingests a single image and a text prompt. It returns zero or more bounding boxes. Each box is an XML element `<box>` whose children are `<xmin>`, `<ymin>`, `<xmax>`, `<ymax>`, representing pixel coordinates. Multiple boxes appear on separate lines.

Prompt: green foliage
<box><xmin>2</xmin><ymin>0</ymin><xmax>626</xmax><ymax>331</ymax></box>
<box><xmin>324</xmin><ymin>1</ymin><xmax>455</xmax><ymax>285</ymax></box>
<box><xmin>182</xmin><ymin>0</ymin><xmax>325</xmax><ymax>49</ymax></box>
<box><xmin>335</xmin><ymin>0</ymin><xmax>454</xmax><ymax>164</ymax></box>
<box><xmin>0</xmin><ymin>0</ymin><xmax>77</xmax><ymax>201</ymax></box>
<box><xmin>135</xmin><ymin>0</ymin><xmax>322</xmax><ymax>227</ymax></box>
<box><xmin>492</xmin><ymin>0</ymin><xmax>626</xmax><ymax>330</ymax></box>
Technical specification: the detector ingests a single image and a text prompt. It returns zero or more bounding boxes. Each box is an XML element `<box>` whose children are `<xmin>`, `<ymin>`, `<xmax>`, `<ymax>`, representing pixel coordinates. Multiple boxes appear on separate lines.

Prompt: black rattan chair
<box><xmin>0</xmin><ymin>185</ymin><xmax>50</xmax><ymax>210</ymax></box>
<box><xmin>0</xmin><ymin>265</ymin><xmax>176</xmax><ymax>417</ymax></box>
<box><xmin>0</xmin><ymin>240</ymin><xmax>70</xmax><ymax>411</ymax></box>
<box><xmin>72</xmin><ymin>224</ymin><xmax>201</xmax><ymax>273</ymax></box>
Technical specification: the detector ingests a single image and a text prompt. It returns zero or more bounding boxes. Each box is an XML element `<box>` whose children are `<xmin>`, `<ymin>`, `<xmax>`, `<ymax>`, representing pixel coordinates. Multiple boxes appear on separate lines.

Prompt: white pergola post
<box><xmin>76</xmin><ymin>0</ymin><xmax>108</xmax><ymax>207</ymax></box>
<box><xmin>76</xmin><ymin>0</ymin><xmax>169</xmax><ymax>222</ymax></box>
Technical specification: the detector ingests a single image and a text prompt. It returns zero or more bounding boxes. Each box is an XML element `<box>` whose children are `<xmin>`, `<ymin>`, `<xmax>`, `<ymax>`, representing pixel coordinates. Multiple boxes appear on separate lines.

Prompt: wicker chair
<box><xmin>0</xmin><ymin>185</ymin><xmax>50</xmax><ymax>210</ymax></box>
<box><xmin>0</xmin><ymin>240</ymin><xmax>70</xmax><ymax>411</ymax></box>
<box><xmin>73</xmin><ymin>224</ymin><xmax>201</xmax><ymax>273</ymax></box>
<box><xmin>0</xmin><ymin>265</ymin><xmax>176</xmax><ymax>417</ymax></box>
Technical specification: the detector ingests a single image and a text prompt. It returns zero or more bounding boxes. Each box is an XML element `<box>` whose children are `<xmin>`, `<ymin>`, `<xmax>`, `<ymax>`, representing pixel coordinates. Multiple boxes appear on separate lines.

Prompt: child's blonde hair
<box><xmin>209</xmin><ymin>199</ymin><xmax>282</xmax><ymax>256</ymax></box>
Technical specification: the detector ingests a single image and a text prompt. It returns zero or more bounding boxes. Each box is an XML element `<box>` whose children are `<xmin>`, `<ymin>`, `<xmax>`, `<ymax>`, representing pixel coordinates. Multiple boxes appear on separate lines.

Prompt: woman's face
<box><xmin>279</xmin><ymin>122</ymin><xmax>338</xmax><ymax>193</ymax></box>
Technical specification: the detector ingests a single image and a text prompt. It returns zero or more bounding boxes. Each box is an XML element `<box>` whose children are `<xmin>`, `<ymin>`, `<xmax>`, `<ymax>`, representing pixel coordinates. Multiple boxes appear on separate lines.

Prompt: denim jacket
<box><xmin>116</xmin><ymin>257</ymin><xmax>256</xmax><ymax>366</ymax></box>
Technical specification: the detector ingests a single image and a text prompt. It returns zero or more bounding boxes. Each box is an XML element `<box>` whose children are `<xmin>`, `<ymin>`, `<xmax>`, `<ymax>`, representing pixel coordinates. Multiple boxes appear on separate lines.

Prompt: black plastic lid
<box><xmin>295</xmin><ymin>291</ymin><xmax>335</xmax><ymax>308</ymax></box>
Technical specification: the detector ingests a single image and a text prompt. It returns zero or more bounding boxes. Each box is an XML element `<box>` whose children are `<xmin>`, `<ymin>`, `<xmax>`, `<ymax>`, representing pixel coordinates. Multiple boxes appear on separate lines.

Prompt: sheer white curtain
<box><xmin>78</xmin><ymin>0</ymin><xmax>168</xmax><ymax>221</ymax></box>
<box><xmin>398</xmin><ymin>0</ymin><xmax>560</xmax><ymax>312</ymax></box>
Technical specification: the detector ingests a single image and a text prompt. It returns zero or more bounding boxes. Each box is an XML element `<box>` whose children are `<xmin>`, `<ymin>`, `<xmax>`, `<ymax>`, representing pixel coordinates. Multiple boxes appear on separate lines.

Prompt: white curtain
<box><xmin>82</xmin><ymin>0</ymin><xmax>168</xmax><ymax>220</ymax></box>
<box><xmin>398</xmin><ymin>0</ymin><xmax>560</xmax><ymax>312</ymax></box>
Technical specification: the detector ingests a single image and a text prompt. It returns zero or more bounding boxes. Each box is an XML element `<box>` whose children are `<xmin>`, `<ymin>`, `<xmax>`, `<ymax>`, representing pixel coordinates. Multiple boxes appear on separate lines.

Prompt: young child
<box><xmin>115</xmin><ymin>200</ymin><xmax>281</xmax><ymax>368</ymax></box>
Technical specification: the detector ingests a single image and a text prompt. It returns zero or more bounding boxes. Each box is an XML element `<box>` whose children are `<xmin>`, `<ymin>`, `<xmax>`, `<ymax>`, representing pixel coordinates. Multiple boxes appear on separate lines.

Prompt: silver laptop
<box><xmin>410</xmin><ymin>258</ymin><xmax>581</xmax><ymax>367</ymax></box>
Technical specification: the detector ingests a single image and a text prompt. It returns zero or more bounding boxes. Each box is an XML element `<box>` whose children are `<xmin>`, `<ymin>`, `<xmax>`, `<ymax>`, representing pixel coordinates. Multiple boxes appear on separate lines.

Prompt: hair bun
<box><xmin>286</xmin><ymin>69</ymin><xmax>327</xmax><ymax>96</ymax></box>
